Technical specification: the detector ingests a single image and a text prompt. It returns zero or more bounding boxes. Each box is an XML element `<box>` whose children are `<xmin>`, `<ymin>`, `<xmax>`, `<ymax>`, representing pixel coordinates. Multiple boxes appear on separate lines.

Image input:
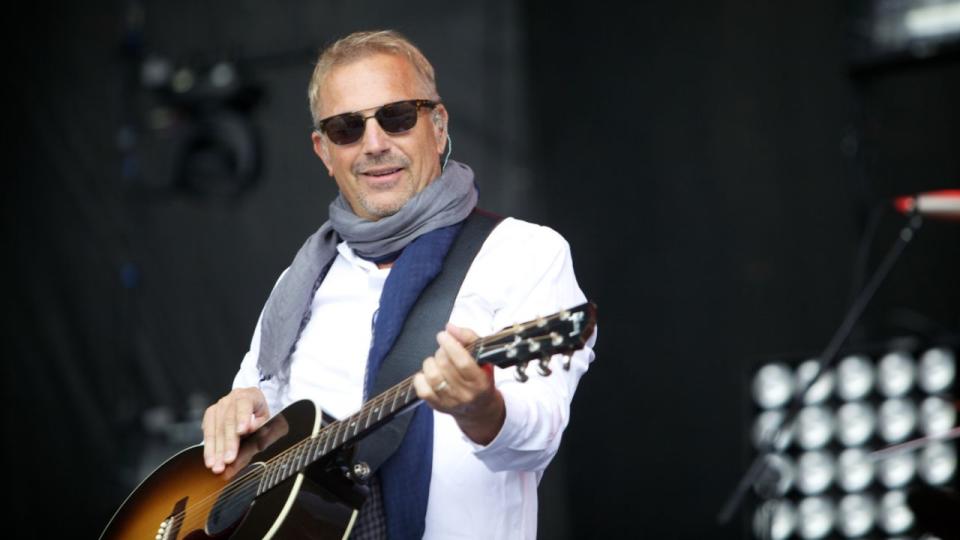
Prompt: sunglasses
<box><xmin>316</xmin><ymin>99</ymin><xmax>438</xmax><ymax>145</ymax></box>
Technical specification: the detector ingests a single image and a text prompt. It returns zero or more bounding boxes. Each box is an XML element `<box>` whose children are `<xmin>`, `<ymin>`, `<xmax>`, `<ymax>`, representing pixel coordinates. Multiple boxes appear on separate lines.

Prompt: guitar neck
<box><xmin>256</xmin><ymin>373</ymin><xmax>420</xmax><ymax>495</ymax></box>
<box><xmin>256</xmin><ymin>302</ymin><xmax>595</xmax><ymax>495</ymax></box>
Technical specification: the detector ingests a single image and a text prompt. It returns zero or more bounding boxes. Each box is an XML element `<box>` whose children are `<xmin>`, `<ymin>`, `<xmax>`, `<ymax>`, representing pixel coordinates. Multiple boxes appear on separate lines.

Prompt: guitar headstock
<box><xmin>473</xmin><ymin>302</ymin><xmax>597</xmax><ymax>382</ymax></box>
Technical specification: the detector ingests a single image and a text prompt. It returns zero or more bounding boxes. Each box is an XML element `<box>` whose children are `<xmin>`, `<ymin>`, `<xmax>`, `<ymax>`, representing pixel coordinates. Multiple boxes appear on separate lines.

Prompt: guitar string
<box><xmin>163</xmin><ymin>325</ymin><xmax>576</xmax><ymax>533</ymax></box>
<box><xmin>168</xmin><ymin>315</ymin><xmax>587</xmax><ymax>532</ymax></box>
<box><xmin>161</xmin><ymin>377</ymin><xmax>414</xmax><ymax>533</ymax></box>
<box><xmin>158</xmin><ymin>344</ymin><xmax>474</xmax><ymax>530</ymax></box>
<box><xmin>158</xmin><ymin>316</ymin><xmax>577</xmax><ymax>532</ymax></box>
<box><xmin>167</xmin><ymin>379</ymin><xmax>417</xmax><ymax>533</ymax></box>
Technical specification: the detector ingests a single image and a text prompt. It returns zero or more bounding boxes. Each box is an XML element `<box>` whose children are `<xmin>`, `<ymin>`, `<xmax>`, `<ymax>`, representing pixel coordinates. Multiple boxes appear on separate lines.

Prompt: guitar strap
<box><xmin>353</xmin><ymin>208</ymin><xmax>502</xmax><ymax>472</ymax></box>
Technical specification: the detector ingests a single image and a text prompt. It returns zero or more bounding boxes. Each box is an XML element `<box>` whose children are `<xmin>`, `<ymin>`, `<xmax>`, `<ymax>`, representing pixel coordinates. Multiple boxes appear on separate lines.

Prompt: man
<box><xmin>202</xmin><ymin>30</ymin><xmax>595</xmax><ymax>539</ymax></box>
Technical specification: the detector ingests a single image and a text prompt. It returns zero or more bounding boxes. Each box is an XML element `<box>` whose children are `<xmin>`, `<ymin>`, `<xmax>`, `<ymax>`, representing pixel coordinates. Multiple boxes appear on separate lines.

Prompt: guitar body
<box><xmin>101</xmin><ymin>400</ymin><xmax>367</xmax><ymax>540</ymax></box>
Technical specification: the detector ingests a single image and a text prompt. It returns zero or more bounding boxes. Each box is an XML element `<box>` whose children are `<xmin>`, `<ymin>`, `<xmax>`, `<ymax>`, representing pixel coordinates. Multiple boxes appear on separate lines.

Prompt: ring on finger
<box><xmin>433</xmin><ymin>379</ymin><xmax>449</xmax><ymax>393</ymax></box>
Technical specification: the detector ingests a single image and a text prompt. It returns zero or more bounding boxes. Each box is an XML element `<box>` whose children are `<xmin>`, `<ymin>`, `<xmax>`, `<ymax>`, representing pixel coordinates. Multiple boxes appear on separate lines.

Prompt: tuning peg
<box><xmin>537</xmin><ymin>357</ymin><xmax>552</xmax><ymax>376</ymax></box>
<box><xmin>514</xmin><ymin>362</ymin><xmax>529</xmax><ymax>383</ymax></box>
<box><xmin>562</xmin><ymin>354</ymin><xmax>572</xmax><ymax>371</ymax></box>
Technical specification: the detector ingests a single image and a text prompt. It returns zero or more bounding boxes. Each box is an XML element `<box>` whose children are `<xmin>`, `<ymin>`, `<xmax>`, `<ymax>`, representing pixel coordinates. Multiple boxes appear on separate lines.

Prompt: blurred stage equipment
<box><xmin>894</xmin><ymin>189</ymin><xmax>960</xmax><ymax>221</ymax></box>
<box><xmin>139</xmin><ymin>55</ymin><xmax>264</xmax><ymax>198</ymax></box>
<box><xmin>118</xmin><ymin>2</ymin><xmax>265</xmax><ymax>199</ymax></box>
<box><xmin>720</xmin><ymin>200</ymin><xmax>960</xmax><ymax>538</ymax></box>
<box><xmin>852</xmin><ymin>0</ymin><xmax>960</xmax><ymax>68</ymax></box>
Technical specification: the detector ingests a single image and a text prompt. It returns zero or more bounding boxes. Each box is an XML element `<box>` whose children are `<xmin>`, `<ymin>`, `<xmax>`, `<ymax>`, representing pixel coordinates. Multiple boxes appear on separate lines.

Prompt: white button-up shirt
<box><xmin>234</xmin><ymin>217</ymin><xmax>596</xmax><ymax>539</ymax></box>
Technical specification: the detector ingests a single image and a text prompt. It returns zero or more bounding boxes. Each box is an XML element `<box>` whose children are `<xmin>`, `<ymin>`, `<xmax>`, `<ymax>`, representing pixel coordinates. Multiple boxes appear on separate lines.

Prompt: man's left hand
<box><xmin>413</xmin><ymin>323</ymin><xmax>506</xmax><ymax>445</ymax></box>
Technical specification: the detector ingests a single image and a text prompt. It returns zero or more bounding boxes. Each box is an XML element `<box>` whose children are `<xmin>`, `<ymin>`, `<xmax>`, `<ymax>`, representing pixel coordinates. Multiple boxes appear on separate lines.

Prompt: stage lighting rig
<box><xmin>851</xmin><ymin>0</ymin><xmax>960</xmax><ymax>70</ymax></box>
<box><xmin>747</xmin><ymin>342</ymin><xmax>958</xmax><ymax>539</ymax></box>
<box><xmin>134</xmin><ymin>54</ymin><xmax>264</xmax><ymax>199</ymax></box>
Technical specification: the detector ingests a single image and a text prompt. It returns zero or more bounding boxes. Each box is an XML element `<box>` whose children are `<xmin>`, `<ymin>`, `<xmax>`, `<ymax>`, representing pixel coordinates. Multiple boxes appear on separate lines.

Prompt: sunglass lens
<box><xmin>376</xmin><ymin>101</ymin><xmax>419</xmax><ymax>133</ymax></box>
<box><xmin>325</xmin><ymin>114</ymin><xmax>365</xmax><ymax>145</ymax></box>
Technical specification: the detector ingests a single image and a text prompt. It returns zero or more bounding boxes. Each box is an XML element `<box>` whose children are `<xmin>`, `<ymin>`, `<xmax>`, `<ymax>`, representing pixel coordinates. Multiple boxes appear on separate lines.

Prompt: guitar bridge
<box><xmin>157</xmin><ymin>496</ymin><xmax>188</xmax><ymax>540</ymax></box>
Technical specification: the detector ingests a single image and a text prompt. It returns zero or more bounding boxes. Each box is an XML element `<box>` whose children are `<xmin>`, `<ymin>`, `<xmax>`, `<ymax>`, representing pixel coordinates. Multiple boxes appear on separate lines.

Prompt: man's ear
<box><xmin>311</xmin><ymin>130</ymin><xmax>334</xmax><ymax>176</ymax></box>
<box><xmin>431</xmin><ymin>105</ymin><xmax>448</xmax><ymax>154</ymax></box>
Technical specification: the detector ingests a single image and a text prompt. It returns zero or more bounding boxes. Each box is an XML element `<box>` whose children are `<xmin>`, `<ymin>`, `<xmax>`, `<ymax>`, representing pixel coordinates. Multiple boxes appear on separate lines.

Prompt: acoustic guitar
<box><xmin>100</xmin><ymin>302</ymin><xmax>597</xmax><ymax>539</ymax></box>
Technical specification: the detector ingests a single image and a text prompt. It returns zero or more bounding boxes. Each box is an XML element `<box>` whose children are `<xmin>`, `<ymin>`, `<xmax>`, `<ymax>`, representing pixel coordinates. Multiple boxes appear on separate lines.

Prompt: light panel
<box><xmin>747</xmin><ymin>341</ymin><xmax>958</xmax><ymax>539</ymax></box>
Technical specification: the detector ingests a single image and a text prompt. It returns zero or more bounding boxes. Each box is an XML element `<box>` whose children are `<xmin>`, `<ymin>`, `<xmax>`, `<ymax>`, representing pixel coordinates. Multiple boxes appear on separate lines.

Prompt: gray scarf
<box><xmin>256</xmin><ymin>160</ymin><xmax>478</xmax><ymax>384</ymax></box>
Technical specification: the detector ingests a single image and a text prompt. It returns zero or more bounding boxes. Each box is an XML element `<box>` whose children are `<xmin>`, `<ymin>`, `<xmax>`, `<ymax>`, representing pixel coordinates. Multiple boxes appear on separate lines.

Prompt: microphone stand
<box><xmin>717</xmin><ymin>212</ymin><xmax>924</xmax><ymax>525</ymax></box>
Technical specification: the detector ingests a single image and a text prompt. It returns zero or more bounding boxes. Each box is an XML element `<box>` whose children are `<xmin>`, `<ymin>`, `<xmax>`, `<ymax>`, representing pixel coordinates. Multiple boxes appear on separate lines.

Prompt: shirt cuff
<box><xmin>463</xmin><ymin>384</ymin><xmax>532</xmax><ymax>457</ymax></box>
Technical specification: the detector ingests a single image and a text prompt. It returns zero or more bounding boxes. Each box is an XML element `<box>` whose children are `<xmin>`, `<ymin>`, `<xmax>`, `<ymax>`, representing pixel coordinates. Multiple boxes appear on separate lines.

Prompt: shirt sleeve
<box><xmin>451</xmin><ymin>219</ymin><xmax>597</xmax><ymax>473</ymax></box>
<box><xmin>232</xmin><ymin>269</ymin><xmax>289</xmax><ymax>418</ymax></box>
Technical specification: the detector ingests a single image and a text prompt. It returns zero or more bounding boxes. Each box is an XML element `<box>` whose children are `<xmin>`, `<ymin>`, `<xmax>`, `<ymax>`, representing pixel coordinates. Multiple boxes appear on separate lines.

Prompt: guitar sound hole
<box><xmin>206</xmin><ymin>462</ymin><xmax>265</xmax><ymax>535</ymax></box>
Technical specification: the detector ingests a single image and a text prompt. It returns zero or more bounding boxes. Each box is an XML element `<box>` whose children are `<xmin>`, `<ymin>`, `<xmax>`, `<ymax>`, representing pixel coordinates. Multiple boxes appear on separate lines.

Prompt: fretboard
<box><xmin>256</xmin><ymin>373</ymin><xmax>421</xmax><ymax>495</ymax></box>
<box><xmin>253</xmin><ymin>302</ymin><xmax>594</xmax><ymax>495</ymax></box>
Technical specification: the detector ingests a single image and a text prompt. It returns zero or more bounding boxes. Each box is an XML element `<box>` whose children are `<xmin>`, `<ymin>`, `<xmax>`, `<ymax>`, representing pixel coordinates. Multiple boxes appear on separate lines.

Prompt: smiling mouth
<box><xmin>362</xmin><ymin>167</ymin><xmax>404</xmax><ymax>177</ymax></box>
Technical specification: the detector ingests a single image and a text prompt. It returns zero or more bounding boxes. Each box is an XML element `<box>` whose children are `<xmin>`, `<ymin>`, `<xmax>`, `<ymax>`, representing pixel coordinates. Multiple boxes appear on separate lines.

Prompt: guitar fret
<box><xmin>389</xmin><ymin>386</ymin><xmax>401</xmax><ymax>414</ymax></box>
<box><xmin>320</xmin><ymin>430</ymin><xmax>332</xmax><ymax>457</ymax></box>
<box><xmin>333</xmin><ymin>420</ymin><xmax>346</xmax><ymax>447</ymax></box>
<box><xmin>265</xmin><ymin>462</ymin><xmax>277</xmax><ymax>490</ymax></box>
<box><xmin>370</xmin><ymin>399</ymin><xmax>381</xmax><ymax>425</ymax></box>
<box><xmin>274</xmin><ymin>455</ymin><xmax>288</xmax><ymax>485</ymax></box>
<box><xmin>303</xmin><ymin>440</ymin><xmax>312</xmax><ymax>467</ymax></box>
<box><xmin>276</xmin><ymin>456</ymin><xmax>288</xmax><ymax>485</ymax></box>
<box><xmin>256</xmin><ymin>464</ymin><xmax>268</xmax><ymax>495</ymax></box>
<box><xmin>293</xmin><ymin>442</ymin><xmax>304</xmax><ymax>471</ymax></box>
<box><xmin>314</xmin><ymin>436</ymin><xmax>323</xmax><ymax>460</ymax></box>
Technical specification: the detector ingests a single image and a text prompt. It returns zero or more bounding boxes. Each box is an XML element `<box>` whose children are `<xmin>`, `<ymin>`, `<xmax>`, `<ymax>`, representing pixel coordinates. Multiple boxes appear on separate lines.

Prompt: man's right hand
<box><xmin>201</xmin><ymin>387</ymin><xmax>270</xmax><ymax>474</ymax></box>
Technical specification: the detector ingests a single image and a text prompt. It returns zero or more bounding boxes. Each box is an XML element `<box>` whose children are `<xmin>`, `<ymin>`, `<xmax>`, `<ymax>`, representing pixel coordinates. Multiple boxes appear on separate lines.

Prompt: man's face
<box><xmin>311</xmin><ymin>53</ymin><xmax>447</xmax><ymax>221</ymax></box>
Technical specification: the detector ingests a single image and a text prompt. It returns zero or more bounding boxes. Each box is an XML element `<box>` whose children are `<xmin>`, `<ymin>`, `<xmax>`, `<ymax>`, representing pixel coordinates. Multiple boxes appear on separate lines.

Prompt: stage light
<box><xmin>836</xmin><ymin>447</ymin><xmax>875</xmax><ymax>493</ymax></box>
<box><xmin>918</xmin><ymin>441</ymin><xmax>957</xmax><ymax>485</ymax></box>
<box><xmin>134</xmin><ymin>54</ymin><xmax>264</xmax><ymax>199</ymax></box>
<box><xmin>836</xmin><ymin>493</ymin><xmax>876</xmax><ymax>538</ymax></box>
<box><xmin>754</xmin><ymin>454</ymin><xmax>795</xmax><ymax>498</ymax></box>
<box><xmin>753</xmin><ymin>500</ymin><xmax>797</xmax><ymax>540</ymax></box>
<box><xmin>753</xmin><ymin>363</ymin><xmax>794</xmax><ymax>409</ymax></box>
<box><xmin>918</xmin><ymin>346</ymin><xmax>956</xmax><ymax>394</ymax></box>
<box><xmin>745</xmin><ymin>342</ymin><xmax>957</xmax><ymax>539</ymax></box>
<box><xmin>796</xmin><ymin>497</ymin><xmax>835</xmax><ymax>539</ymax></box>
<box><xmin>796</xmin><ymin>451</ymin><xmax>835</xmax><ymax>495</ymax></box>
<box><xmin>835</xmin><ymin>401</ymin><xmax>876</xmax><ymax>447</ymax></box>
<box><xmin>796</xmin><ymin>406</ymin><xmax>834</xmax><ymax>450</ymax></box>
<box><xmin>752</xmin><ymin>410</ymin><xmax>793</xmax><ymax>450</ymax></box>
<box><xmin>836</xmin><ymin>354</ymin><xmax>875</xmax><ymax>401</ymax></box>
<box><xmin>878</xmin><ymin>398</ymin><xmax>918</xmax><ymax>443</ymax></box>
<box><xmin>919</xmin><ymin>395</ymin><xmax>956</xmax><ymax>436</ymax></box>
<box><xmin>878</xmin><ymin>490</ymin><xmax>914</xmax><ymax>535</ymax></box>
<box><xmin>878</xmin><ymin>451</ymin><xmax>917</xmax><ymax>489</ymax></box>
<box><xmin>796</xmin><ymin>360</ymin><xmax>834</xmax><ymax>405</ymax></box>
<box><xmin>852</xmin><ymin>0</ymin><xmax>960</xmax><ymax>67</ymax></box>
<box><xmin>877</xmin><ymin>351</ymin><xmax>916</xmax><ymax>397</ymax></box>
<box><xmin>904</xmin><ymin>1</ymin><xmax>960</xmax><ymax>39</ymax></box>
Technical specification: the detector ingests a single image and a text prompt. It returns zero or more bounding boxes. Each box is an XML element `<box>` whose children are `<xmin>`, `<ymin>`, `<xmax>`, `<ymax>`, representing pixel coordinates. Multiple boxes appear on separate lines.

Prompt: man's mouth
<box><xmin>362</xmin><ymin>167</ymin><xmax>404</xmax><ymax>177</ymax></box>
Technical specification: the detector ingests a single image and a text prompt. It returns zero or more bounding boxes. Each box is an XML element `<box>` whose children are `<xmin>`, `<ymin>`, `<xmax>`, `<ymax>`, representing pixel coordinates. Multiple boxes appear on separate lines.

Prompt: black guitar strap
<box><xmin>353</xmin><ymin>208</ymin><xmax>502</xmax><ymax>473</ymax></box>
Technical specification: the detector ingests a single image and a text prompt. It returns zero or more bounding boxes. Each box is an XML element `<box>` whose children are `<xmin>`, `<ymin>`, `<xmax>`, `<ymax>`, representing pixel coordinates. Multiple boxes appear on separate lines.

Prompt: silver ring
<box><xmin>433</xmin><ymin>380</ymin><xmax>449</xmax><ymax>393</ymax></box>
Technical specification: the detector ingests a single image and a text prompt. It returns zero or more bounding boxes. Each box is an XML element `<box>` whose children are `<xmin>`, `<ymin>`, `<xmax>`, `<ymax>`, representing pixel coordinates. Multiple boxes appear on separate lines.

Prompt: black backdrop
<box><xmin>7</xmin><ymin>1</ymin><xmax>959</xmax><ymax>538</ymax></box>
<box><xmin>526</xmin><ymin>2</ymin><xmax>960</xmax><ymax>538</ymax></box>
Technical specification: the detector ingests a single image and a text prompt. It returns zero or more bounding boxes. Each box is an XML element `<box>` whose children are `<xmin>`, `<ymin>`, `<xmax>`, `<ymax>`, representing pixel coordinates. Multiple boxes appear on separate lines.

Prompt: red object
<box><xmin>894</xmin><ymin>189</ymin><xmax>960</xmax><ymax>221</ymax></box>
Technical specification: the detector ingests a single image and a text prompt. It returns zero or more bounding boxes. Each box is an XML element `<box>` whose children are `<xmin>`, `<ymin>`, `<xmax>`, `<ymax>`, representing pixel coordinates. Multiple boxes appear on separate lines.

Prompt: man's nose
<box><xmin>360</xmin><ymin>116</ymin><xmax>390</xmax><ymax>155</ymax></box>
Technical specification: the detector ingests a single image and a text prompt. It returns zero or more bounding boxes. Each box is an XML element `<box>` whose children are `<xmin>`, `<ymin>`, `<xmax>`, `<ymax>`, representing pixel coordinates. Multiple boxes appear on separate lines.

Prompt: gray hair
<box><xmin>307</xmin><ymin>30</ymin><xmax>440</xmax><ymax>126</ymax></box>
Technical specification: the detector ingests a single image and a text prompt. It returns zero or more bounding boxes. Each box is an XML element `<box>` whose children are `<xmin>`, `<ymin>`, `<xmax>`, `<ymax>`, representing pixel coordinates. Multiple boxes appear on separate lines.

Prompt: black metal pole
<box><xmin>717</xmin><ymin>213</ymin><xmax>924</xmax><ymax>525</ymax></box>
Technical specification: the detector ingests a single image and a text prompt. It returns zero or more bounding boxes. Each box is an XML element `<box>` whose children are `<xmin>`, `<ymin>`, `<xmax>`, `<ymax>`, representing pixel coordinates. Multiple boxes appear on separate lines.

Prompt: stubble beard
<box><xmin>352</xmin><ymin>152</ymin><xmax>415</xmax><ymax>219</ymax></box>
<box><xmin>357</xmin><ymin>181</ymin><xmax>417</xmax><ymax>219</ymax></box>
